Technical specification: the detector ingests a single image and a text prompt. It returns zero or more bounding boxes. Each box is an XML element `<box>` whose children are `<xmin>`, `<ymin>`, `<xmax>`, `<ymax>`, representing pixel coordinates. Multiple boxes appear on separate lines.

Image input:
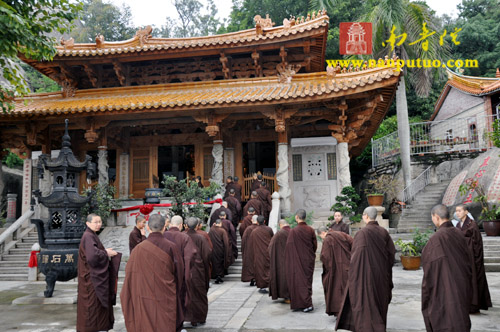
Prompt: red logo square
<box><xmin>339</xmin><ymin>22</ymin><xmax>372</xmax><ymax>55</ymax></box>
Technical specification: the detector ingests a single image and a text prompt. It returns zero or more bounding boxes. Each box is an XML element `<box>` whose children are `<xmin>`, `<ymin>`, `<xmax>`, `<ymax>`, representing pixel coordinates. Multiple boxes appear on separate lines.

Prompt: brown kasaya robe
<box><xmin>456</xmin><ymin>216</ymin><xmax>492</xmax><ymax>311</ymax></box>
<box><xmin>223</xmin><ymin>182</ymin><xmax>236</xmax><ymax>199</ymax></box>
<box><xmin>250</xmin><ymin>224</ymin><xmax>274</xmax><ymax>288</ymax></box>
<box><xmin>251</xmin><ymin>179</ymin><xmax>262</xmax><ymax>193</ymax></box>
<box><xmin>164</xmin><ymin>228</ymin><xmax>197</xmax><ymax>321</ymax></box>
<box><xmin>121</xmin><ymin>233</ymin><xmax>184</xmax><ymax>332</ymax></box>
<box><xmin>422</xmin><ymin>221</ymin><xmax>472</xmax><ymax>332</ymax></box>
<box><xmin>226</xmin><ymin>195</ymin><xmax>242</xmax><ymax>228</ymax></box>
<box><xmin>220</xmin><ymin>218</ymin><xmax>238</xmax><ymax>262</ymax></box>
<box><xmin>129</xmin><ymin>226</ymin><xmax>146</xmax><ymax>253</ymax></box>
<box><xmin>285</xmin><ymin>222</ymin><xmax>317</xmax><ymax>309</ymax></box>
<box><xmin>209</xmin><ymin>226</ymin><xmax>231</xmax><ymax>278</ymax></box>
<box><xmin>185</xmin><ymin>229</ymin><xmax>212</xmax><ymax>324</ymax></box>
<box><xmin>269</xmin><ymin>226</ymin><xmax>290</xmax><ymax>300</ymax></box>
<box><xmin>239</xmin><ymin>214</ymin><xmax>254</xmax><ymax>238</ymax></box>
<box><xmin>210</xmin><ymin>206</ymin><xmax>233</xmax><ymax>226</ymax></box>
<box><xmin>321</xmin><ymin>231</ymin><xmax>353</xmax><ymax>316</ymax></box>
<box><xmin>197</xmin><ymin>229</ymin><xmax>213</xmax><ymax>249</ymax></box>
<box><xmin>232</xmin><ymin>182</ymin><xmax>242</xmax><ymax>202</ymax></box>
<box><xmin>243</xmin><ymin>198</ymin><xmax>263</xmax><ymax>217</ymax></box>
<box><xmin>330</xmin><ymin>221</ymin><xmax>350</xmax><ymax>235</ymax></box>
<box><xmin>77</xmin><ymin>228</ymin><xmax>121</xmax><ymax>332</ymax></box>
<box><xmin>336</xmin><ymin>221</ymin><xmax>395</xmax><ymax>332</ymax></box>
<box><xmin>241</xmin><ymin>224</ymin><xmax>258</xmax><ymax>282</ymax></box>
<box><xmin>256</xmin><ymin>187</ymin><xmax>272</xmax><ymax>221</ymax></box>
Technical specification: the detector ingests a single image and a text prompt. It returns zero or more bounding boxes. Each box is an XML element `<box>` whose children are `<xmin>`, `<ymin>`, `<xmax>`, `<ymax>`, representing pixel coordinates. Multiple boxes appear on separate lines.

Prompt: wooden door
<box><xmin>130</xmin><ymin>147</ymin><xmax>157</xmax><ymax>198</ymax></box>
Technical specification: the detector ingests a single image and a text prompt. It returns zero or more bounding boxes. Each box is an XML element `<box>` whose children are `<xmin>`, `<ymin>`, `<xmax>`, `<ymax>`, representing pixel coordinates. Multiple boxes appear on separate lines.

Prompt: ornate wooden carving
<box><xmin>113</xmin><ymin>61</ymin><xmax>126</xmax><ymax>86</ymax></box>
<box><xmin>135</xmin><ymin>25</ymin><xmax>152</xmax><ymax>46</ymax></box>
<box><xmin>192</xmin><ymin>112</ymin><xmax>230</xmax><ymax>137</ymax></box>
<box><xmin>84</xmin><ymin>118</ymin><xmax>110</xmax><ymax>143</ymax></box>
<box><xmin>26</xmin><ymin>122</ymin><xmax>37</xmax><ymax>146</ymax></box>
<box><xmin>95</xmin><ymin>34</ymin><xmax>105</xmax><ymax>48</ymax></box>
<box><xmin>83</xmin><ymin>64</ymin><xmax>98</xmax><ymax>88</ymax></box>
<box><xmin>219</xmin><ymin>52</ymin><xmax>231</xmax><ymax>79</ymax></box>
<box><xmin>61</xmin><ymin>80</ymin><xmax>77</xmax><ymax>98</ymax></box>
<box><xmin>277</xmin><ymin>63</ymin><xmax>301</xmax><ymax>83</ymax></box>
<box><xmin>254</xmin><ymin>14</ymin><xmax>275</xmax><ymax>35</ymax></box>
<box><xmin>60</xmin><ymin>37</ymin><xmax>74</xmax><ymax>50</ymax></box>
<box><xmin>261</xmin><ymin>107</ymin><xmax>298</xmax><ymax>133</ymax></box>
<box><xmin>251</xmin><ymin>50</ymin><xmax>262</xmax><ymax>77</ymax></box>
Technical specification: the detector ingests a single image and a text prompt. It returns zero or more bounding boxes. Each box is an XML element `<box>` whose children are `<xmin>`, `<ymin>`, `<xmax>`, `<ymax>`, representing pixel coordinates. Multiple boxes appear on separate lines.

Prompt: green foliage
<box><xmin>20</xmin><ymin>63</ymin><xmax>60</xmax><ymax>93</ymax></box>
<box><xmin>329</xmin><ymin>186</ymin><xmax>361</xmax><ymax>223</ymax></box>
<box><xmin>71</xmin><ymin>0</ymin><xmax>134</xmax><ymax>43</ymax></box>
<box><xmin>162</xmin><ymin>175</ymin><xmax>221</xmax><ymax>220</ymax></box>
<box><xmin>82</xmin><ymin>183</ymin><xmax>121</xmax><ymax>225</ymax></box>
<box><xmin>487</xmin><ymin>119</ymin><xmax>500</xmax><ymax>148</ymax></box>
<box><xmin>285</xmin><ymin>211</ymin><xmax>314</xmax><ymax>228</ymax></box>
<box><xmin>1</xmin><ymin>149</ymin><xmax>24</xmax><ymax>168</ymax></box>
<box><xmin>0</xmin><ymin>0</ymin><xmax>81</xmax><ymax>112</ymax></box>
<box><xmin>365</xmin><ymin>174</ymin><xmax>400</xmax><ymax>198</ymax></box>
<box><xmin>395</xmin><ymin>228</ymin><xmax>432</xmax><ymax>256</ymax></box>
<box><xmin>459</xmin><ymin>179</ymin><xmax>500</xmax><ymax>221</ymax></box>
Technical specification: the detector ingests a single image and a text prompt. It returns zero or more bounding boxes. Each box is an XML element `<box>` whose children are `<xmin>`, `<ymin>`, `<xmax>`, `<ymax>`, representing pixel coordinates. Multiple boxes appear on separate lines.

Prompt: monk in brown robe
<box><xmin>120</xmin><ymin>214</ymin><xmax>184</xmax><ymax>332</ymax></box>
<box><xmin>336</xmin><ymin>206</ymin><xmax>395</xmax><ymax>332</ymax></box>
<box><xmin>318</xmin><ymin>226</ymin><xmax>353</xmax><ymax>317</ymax></box>
<box><xmin>77</xmin><ymin>214</ymin><xmax>121</xmax><ymax>332</ymax></box>
<box><xmin>196</xmin><ymin>218</ymin><xmax>212</xmax><ymax>249</ymax></box>
<box><xmin>232</xmin><ymin>176</ymin><xmax>243</xmax><ymax>202</ymax></box>
<box><xmin>185</xmin><ymin>217</ymin><xmax>212</xmax><ymax>327</ymax></box>
<box><xmin>223</xmin><ymin>176</ymin><xmax>234</xmax><ymax>199</ymax></box>
<box><xmin>251</xmin><ymin>173</ymin><xmax>263</xmax><ymax>192</ymax></box>
<box><xmin>256</xmin><ymin>182</ymin><xmax>272</xmax><ymax>222</ymax></box>
<box><xmin>455</xmin><ymin>204</ymin><xmax>492</xmax><ymax>312</ymax></box>
<box><xmin>226</xmin><ymin>189</ymin><xmax>242</xmax><ymax>229</ymax></box>
<box><xmin>250</xmin><ymin>215</ymin><xmax>274</xmax><ymax>292</ymax></box>
<box><xmin>243</xmin><ymin>191</ymin><xmax>263</xmax><ymax>216</ymax></box>
<box><xmin>329</xmin><ymin>211</ymin><xmax>350</xmax><ymax>235</ymax></box>
<box><xmin>209</xmin><ymin>219</ymin><xmax>231</xmax><ymax>284</ymax></box>
<box><xmin>241</xmin><ymin>215</ymin><xmax>259</xmax><ymax>286</ymax></box>
<box><xmin>422</xmin><ymin>204</ymin><xmax>472</xmax><ymax>332</ymax></box>
<box><xmin>129</xmin><ymin>215</ymin><xmax>146</xmax><ymax>253</ymax></box>
<box><xmin>218</xmin><ymin>210</ymin><xmax>238</xmax><ymax>263</ymax></box>
<box><xmin>210</xmin><ymin>202</ymin><xmax>233</xmax><ymax>226</ymax></box>
<box><xmin>164</xmin><ymin>215</ymin><xmax>197</xmax><ymax>330</ymax></box>
<box><xmin>285</xmin><ymin>209</ymin><xmax>317</xmax><ymax>312</ymax></box>
<box><xmin>239</xmin><ymin>207</ymin><xmax>256</xmax><ymax>238</ymax></box>
<box><xmin>269</xmin><ymin>219</ymin><xmax>291</xmax><ymax>302</ymax></box>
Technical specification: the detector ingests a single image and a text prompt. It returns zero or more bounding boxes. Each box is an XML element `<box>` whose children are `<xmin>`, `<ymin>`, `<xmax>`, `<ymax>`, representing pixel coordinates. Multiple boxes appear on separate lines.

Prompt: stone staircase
<box><xmin>226</xmin><ymin>231</ymin><xmax>242</xmax><ymax>281</ymax></box>
<box><xmin>484</xmin><ymin>235</ymin><xmax>500</xmax><ymax>272</ymax></box>
<box><xmin>397</xmin><ymin>181</ymin><xmax>451</xmax><ymax>233</ymax></box>
<box><xmin>0</xmin><ymin>227</ymin><xmax>38</xmax><ymax>281</ymax></box>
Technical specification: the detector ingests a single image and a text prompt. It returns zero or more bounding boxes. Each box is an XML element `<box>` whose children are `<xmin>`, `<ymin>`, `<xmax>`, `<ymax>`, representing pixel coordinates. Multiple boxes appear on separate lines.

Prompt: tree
<box><xmin>21</xmin><ymin>63</ymin><xmax>60</xmax><ymax>93</ymax></box>
<box><xmin>167</xmin><ymin>0</ymin><xmax>222</xmax><ymax>37</ymax></box>
<box><xmin>0</xmin><ymin>0</ymin><xmax>81</xmax><ymax>112</ymax></box>
<box><xmin>70</xmin><ymin>0</ymin><xmax>135</xmax><ymax>43</ymax></box>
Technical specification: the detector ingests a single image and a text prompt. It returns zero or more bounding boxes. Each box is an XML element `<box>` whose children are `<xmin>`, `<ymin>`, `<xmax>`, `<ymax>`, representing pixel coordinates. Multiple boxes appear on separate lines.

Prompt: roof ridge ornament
<box><xmin>254</xmin><ymin>14</ymin><xmax>275</xmax><ymax>36</ymax></box>
<box><xmin>95</xmin><ymin>34</ymin><xmax>105</xmax><ymax>48</ymax></box>
<box><xmin>135</xmin><ymin>25</ymin><xmax>153</xmax><ymax>46</ymax></box>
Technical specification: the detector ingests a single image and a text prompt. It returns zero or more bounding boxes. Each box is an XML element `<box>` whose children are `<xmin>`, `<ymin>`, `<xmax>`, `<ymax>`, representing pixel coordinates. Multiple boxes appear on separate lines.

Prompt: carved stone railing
<box><xmin>0</xmin><ymin>210</ymin><xmax>35</xmax><ymax>256</ymax></box>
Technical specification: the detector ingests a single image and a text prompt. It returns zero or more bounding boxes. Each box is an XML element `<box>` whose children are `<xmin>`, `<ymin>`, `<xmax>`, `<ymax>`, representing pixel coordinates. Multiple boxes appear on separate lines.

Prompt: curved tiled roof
<box><xmin>55</xmin><ymin>15</ymin><xmax>329</xmax><ymax>57</ymax></box>
<box><xmin>5</xmin><ymin>67</ymin><xmax>401</xmax><ymax>117</ymax></box>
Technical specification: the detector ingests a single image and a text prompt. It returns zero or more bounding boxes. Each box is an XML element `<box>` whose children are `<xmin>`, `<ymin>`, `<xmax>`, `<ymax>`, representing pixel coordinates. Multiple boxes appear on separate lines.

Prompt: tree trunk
<box><xmin>396</xmin><ymin>79</ymin><xmax>412</xmax><ymax>188</ymax></box>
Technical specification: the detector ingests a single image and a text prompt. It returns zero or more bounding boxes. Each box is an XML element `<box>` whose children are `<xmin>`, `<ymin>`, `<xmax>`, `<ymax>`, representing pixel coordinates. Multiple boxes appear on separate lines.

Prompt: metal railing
<box><xmin>0</xmin><ymin>210</ymin><xmax>34</xmax><ymax>256</ymax></box>
<box><xmin>372</xmin><ymin>114</ymin><xmax>498</xmax><ymax>167</ymax></box>
<box><xmin>402</xmin><ymin>166</ymin><xmax>432</xmax><ymax>204</ymax></box>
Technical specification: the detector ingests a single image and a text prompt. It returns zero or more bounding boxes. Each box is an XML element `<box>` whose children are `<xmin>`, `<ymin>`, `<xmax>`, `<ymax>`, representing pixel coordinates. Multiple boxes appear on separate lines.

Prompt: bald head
<box><xmin>251</xmin><ymin>215</ymin><xmax>258</xmax><ymax>224</ymax></box>
<box><xmin>317</xmin><ymin>226</ymin><xmax>328</xmax><ymax>239</ymax></box>
<box><xmin>363</xmin><ymin>207</ymin><xmax>377</xmax><ymax>221</ymax></box>
<box><xmin>171</xmin><ymin>215</ymin><xmax>183</xmax><ymax>227</ymax></box>
<box><xmin>222</xmin><ymin>201</ymin><xmax>228</xmax><ymax>208</ymax></box>
<box><xmin>251</xmin><ymin>191</ymin><xmax>257</xmax><ymax>198</ymax></box>
<box><xmin>186</xmin><ymin>217</ymin><xmax>198</xmax><ymax>230</ymax></box>
<box><xmin>431</xmin><ymin>204</ymin><xmax>450</xmax><ymax>227</ymax></box>
<box><xmin>219</xmin><ymin>211</ymin><xmax>226</xmax><ymax>219</ymax></box>
<box><xmin>149</xmin><ymin>214</ymin><xmax>166</xmax><ymax>232</ymax></box>
<box><xmin>247</xmin><ymin>207</ymin><xmax>255</xmax><ymax>215</ymax></box>
<box><xmin>278</xmin><ymin>219</ymin><xmax>289</xmax><ymax>228</ymax></box>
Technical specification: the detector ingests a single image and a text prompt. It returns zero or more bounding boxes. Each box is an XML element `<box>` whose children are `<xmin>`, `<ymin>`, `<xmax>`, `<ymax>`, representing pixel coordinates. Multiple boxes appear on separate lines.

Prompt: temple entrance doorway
<box><xmin>158</xmin><ymin>145</ymin><xmax>195</xmax><ymax>187</ymax></box>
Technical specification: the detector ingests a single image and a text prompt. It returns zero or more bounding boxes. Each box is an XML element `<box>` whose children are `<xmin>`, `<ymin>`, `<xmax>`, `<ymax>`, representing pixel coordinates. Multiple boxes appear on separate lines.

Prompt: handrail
<box><xmin>0</xmin><ymin>210</ymin><xmax>34</xmax><ymax>255</ymax></box>
<box><xmin>402</xmin><ymin>166</ymin><xmax>432</xmax><ymax>204</ymax></box>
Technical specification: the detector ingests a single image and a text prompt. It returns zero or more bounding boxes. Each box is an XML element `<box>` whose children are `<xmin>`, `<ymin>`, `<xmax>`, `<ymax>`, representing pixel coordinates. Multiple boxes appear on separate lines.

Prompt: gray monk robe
<box><xmin>321</xmin><ymin>230</ymin><xmax>353</xmax><ymax>316</ymax></box>
<box><xmin>285</xmin><ymin>222</ymin><xmax>317</xmax><ymax>310</ymax></box>
<box><xmin>422</xmin><ymin>221</ymin><xmax>472</xmax><ymax>332</ymax></box>
<box><xmin>121</xmin><ymin>233</ymin><xmax>184</xmax><ymax>332</ymax></box>
<box><xmin>241</xmin><ymin>224</ymin><xmax>258</xmax><ymax>282</ymax></box>
<box><xmin>268</xmin><ymin>225</ymin><xmax>290</xmax><ymax>300</ymax></box>
<box><xmin>336</xmin><ymin>221</ymin><xmax>395</xmax><ymax>332</ymax></box>
<box><xmin>250</xmin><ymin>224</ymin><xmax>274</xmax><ymax>288</ymax></box>
<box><xmin>456</xmin><ymin>216</ymin><xmax>492</xmax><ymax>312</ymax></box>
<box><xmin>185</xmin><ymin>229</ymin><xmax>212</xmax><ymax>324</ymax></box>
<box><xmin>77</xmin><ymin>228</ymin><xmax>121</xmax><ymax>332</ymax></box>
<box><xmin>209</xmin><ymin>226</ymin><xmax>231</xmax><ymax>278</ymax></box>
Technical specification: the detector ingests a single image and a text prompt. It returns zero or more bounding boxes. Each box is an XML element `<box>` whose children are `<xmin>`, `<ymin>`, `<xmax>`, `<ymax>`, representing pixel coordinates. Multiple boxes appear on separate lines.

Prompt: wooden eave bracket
<box><xmin>260</xmin><ymin>107</ymin><xmax>298</xmax><ymax>132</ymax></box>
<box><xmin>84</xmin><ymin>118</ymin><xmax>110</xmax><ymax>143</ymax></box>
<box><xmin>192</xmin><ymin>112</ymin><xmax>230</xmax><ymax>137</ymax></box>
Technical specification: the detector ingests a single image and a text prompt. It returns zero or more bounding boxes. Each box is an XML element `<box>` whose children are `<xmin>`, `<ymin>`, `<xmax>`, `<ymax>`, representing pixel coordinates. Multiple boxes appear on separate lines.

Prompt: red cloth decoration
<box><xmin>28</xmin><ymin>250</ymin><xmax>40</xmax><ymax>268</ymax></box>
<box><xmin>139</xmin><ymin>204</ymin><xmax>155</xmax><ymax>215</ymax></box>
<box><xmin>111</xmin><ymin>198</ymin><xmax>223</xmax><ymax>213</ymax></box>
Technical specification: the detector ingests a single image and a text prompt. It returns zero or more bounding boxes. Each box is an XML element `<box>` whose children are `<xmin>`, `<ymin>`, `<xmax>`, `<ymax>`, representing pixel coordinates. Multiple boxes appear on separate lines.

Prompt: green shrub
<box><xmin>285</xmin><ymin>211</ymin><xmax>314</xmax><ymax>228</ymax></box>
<box><xmin>329</xmin><ymin>186</ymin><xmax>361</xmax><ymax>223</ymax></box>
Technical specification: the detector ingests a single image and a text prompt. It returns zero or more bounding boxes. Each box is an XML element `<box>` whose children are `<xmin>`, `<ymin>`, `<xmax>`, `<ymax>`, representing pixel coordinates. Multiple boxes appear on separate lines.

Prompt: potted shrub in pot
<box><xmin>395</xmin><ymin>229</ymin><xmax>432</xmax><ymax>270</ymax></box>
<box><xmin>365</xmin><ymin>174</ymin><xmax>400</xmax><ymax>206</ymax></box>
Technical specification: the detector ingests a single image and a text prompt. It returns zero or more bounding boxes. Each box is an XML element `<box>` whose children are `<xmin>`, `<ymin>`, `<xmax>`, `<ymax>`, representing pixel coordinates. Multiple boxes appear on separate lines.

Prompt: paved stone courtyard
<box><xmin>0</xmin><ymin>264</ymin><xmax>499</xmax><ymax>332</ymax></box>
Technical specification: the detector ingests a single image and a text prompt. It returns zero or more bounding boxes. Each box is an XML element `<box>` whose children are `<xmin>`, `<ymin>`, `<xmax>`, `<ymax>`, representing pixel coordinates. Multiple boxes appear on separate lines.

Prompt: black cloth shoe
<box><xmin>303</xmin><ymin>306</ymin><xmax>314</xmax><ymax>313</ymax></box>
<box><xmin>250</xmin><ymin>279</ymin><xmax>256</xmax><ymax>287</ymax></box>
<box><xmin>258</xmin><ymin>288</ymin><xmax>268</xmax><ymax>294</ymax></box>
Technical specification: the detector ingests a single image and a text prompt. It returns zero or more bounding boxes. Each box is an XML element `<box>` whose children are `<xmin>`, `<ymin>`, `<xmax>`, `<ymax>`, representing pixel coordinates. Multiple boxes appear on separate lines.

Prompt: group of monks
<box><xmin>75</xmin><ymin>181</ymin><xmax>492</xmax><ymax>332</ymax></box>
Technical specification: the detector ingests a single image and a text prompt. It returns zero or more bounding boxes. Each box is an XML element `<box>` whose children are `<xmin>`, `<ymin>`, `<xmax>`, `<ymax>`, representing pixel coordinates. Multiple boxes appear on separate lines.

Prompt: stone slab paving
<box><xmin>0</xmin><ymin>265</ymin><xmax>499</xmax><ymax>331</ymax></box>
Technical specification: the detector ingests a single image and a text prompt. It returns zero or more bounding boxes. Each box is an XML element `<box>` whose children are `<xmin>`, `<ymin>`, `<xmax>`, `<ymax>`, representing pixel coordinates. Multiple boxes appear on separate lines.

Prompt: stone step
<box><xmin>0</xmin><ymin>267</ymin><xmax>28</xmax><ymax>274</ymax></box>
<box><xmin>15</xmin><ymin>242</ymin><xmax>36</xmax><ymax>248</ymax></box>
<box><xmin>0</xmin><ymin>274</ymin><xmax>27</xmax><ymax>281</ymax></box>
<box><xmin>8</xmin><ymin>248</ymin><xmax>32</xmax><ymax>255</ymax></box>
<box><xmin>0</xmin><ymin>261</ymin><xmax>26</xmax><ymax>267</ymax></box>
<box><xmin>1</xmin><ymin>254</ymin><xmax>29</xmax><ymax>261</ymax></box>
<box><xmin>223</xmin><ymin>274</ymin><xmax>241</xmax><ymax>281</ymax></box>
<box><xmin>485</xmin><ymin>263</ymin><xmax>500</xmax><ymax>272</ymax></box>
<box><xmin>484</xmin><ymin>257</ymin><xmax>500</xmax><ymax>263</ymax></box>
<box><xmin>22</xmin><ymin>238</ymin><xmax>38</xmax><ymax>243</ymax></box>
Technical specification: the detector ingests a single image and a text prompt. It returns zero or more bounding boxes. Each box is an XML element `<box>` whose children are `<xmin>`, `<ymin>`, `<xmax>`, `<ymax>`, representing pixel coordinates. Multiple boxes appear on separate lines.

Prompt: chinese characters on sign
<box><xmin>41</xmin><ymin>253</ymin><xmax>75</xmax><ymax>265</ymax></box>
<box><xmin>382</xmin><ymin>23</ymin><xmax>461</xmax><ymax>51</ymax></box>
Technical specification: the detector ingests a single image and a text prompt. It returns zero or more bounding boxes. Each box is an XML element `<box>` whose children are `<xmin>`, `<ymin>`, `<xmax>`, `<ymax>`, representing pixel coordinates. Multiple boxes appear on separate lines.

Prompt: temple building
<box><xmin>0</xmin><ymin>11</ymin><xmax>401</xmax><ymax>218</ymax></box>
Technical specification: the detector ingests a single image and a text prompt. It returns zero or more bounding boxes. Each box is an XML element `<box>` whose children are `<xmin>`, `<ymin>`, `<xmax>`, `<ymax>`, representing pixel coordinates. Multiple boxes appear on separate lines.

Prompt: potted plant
<box><xmin>395</xmin><ymin>229</ymin><xmax>432</xmax><ymax>270</ymax></box>
<box><xmin>365</xmin><ymin>174</ymin><xmax>400</xmax><ymax>206</ymax></box>
<box><xmin>459</xmin><ymin>179</ymin><xmax>500</xmax><ymax>236</ymax></box>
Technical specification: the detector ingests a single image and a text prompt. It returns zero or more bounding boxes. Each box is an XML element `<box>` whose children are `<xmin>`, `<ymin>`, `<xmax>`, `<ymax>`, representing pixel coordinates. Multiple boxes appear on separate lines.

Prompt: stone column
<box><xmin>337</xmin><ymin>142</ymin><xmax>352</xmax><ymax>192</ymax></box>
<box><xmin>21</xmin><ymin>158</ymin><xmax>32</xmax><ymax>216</ymax></box>
<box><xmin>119</xmin><ymin>153</ymin><xmax>129</xmax><ymax>199</ymax></box>
<box><xmin>223</xmin><ymin>148</ymin><xmax>234</xmax><ymax>179</ymax></box>
<box><xmin>5</xmin><ymin>193</ymin><xmax>17</xmax><ymax>226</ymax></box>
<box><xmin>97</xmin><ymin>146</ymin><xmax>109</xmax><ymax>185</ymax></box>
<box><xmin>211</xmin><ymin>140</ymin><xmax>224</xmax><ymax>193</ymax></box>
<box><xmin>396</xmin><ymin>79</ymin><xmax>412</xmax><ymax>187</ymax></box>
<box><xmin>269</xmin><ymin>191</ymin><xmax>280</xmax><ymax>233</ymax></box>
<box><xmin>277</xmin><ymin>142</ymin><xmax>291</xmax><ymax>215</ymax></box>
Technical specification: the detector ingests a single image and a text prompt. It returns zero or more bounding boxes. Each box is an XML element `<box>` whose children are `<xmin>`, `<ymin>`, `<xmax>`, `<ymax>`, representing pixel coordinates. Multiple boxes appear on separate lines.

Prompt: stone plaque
<box><xmin>305</xmin><ymin>153</ymin><xmax>324</xmax><ymax>180</ymax></box>
<box><xmin>327</xmin><ymin>153</ymin><xmax>337</xmax><ymax>180</ymax></box>
<box><xmin>119</xmin><ymin>153</ymin><xmax>129</xmax><ymax>198</ymax></box>
<box><xmin>292</xmin><ymin>154</ymin><xmax>302</xmax><ymax>181</ymax></box>
<box><xmin>303</xmin><ymin>185</ymin><xmax>330</xmax><ymax>209</ymax></box>
<box><xmin>22</xmin><ymin>159</ymin><xmax>32</xmax><ymax>214</ymax></box>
